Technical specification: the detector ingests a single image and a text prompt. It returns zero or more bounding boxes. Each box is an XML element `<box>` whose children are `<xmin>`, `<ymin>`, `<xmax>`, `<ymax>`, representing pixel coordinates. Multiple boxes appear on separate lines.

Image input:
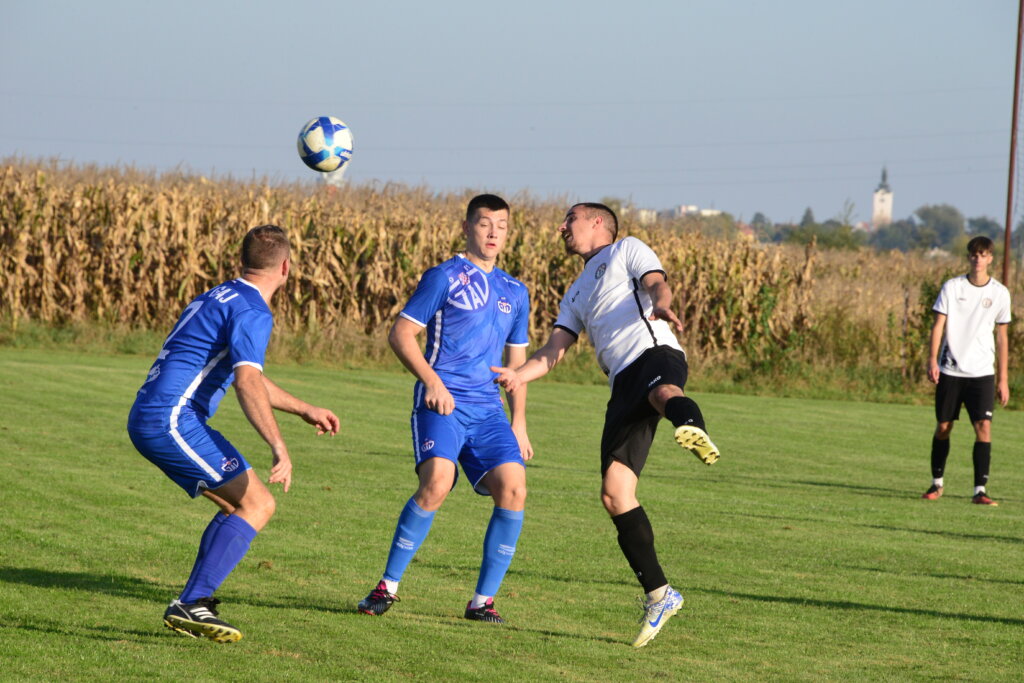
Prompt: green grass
<box><xmin>1</xmin><ymin>347</ymin><xmax>1022</xmax><ymax>681</ymax></box>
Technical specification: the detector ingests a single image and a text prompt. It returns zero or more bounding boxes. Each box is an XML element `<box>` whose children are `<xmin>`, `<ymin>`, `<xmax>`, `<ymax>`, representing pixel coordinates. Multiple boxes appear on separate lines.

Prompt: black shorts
<box><xmin>600</xmin><ymin>346</ymin><xmax>688</xmax><ymax>476</ymax></box>
<box><xmin>935</xmin><ymin>374</ymin><xmax>995</xmax><ymax>423</ymax></box>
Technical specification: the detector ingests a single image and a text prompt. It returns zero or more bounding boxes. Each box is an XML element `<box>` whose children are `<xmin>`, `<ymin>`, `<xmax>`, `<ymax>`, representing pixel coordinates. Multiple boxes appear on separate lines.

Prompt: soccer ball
<box><xmin>297</xmin><ymin>116</ymin><xmax>354</xmax><ymax>172</ymax></box>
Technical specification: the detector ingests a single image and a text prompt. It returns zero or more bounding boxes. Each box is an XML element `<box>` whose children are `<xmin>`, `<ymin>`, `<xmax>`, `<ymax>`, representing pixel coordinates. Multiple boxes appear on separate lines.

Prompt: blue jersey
<box><xmin>128</xmin><ymin>278</ymin><xmax>273</xmax><ymax>431</ymax></box>
<box><xmin>400</xmin><ymin>255</ymin><xmax>530</xmax><ymax>404</ymax></box>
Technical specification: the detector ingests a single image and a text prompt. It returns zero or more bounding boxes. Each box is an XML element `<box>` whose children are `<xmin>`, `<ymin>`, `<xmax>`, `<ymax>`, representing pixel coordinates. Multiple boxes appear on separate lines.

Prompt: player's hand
<box><xmin>269</xmin><ymin>446</ymin><xmax>293</xmax><ymax>492</ymax></box>
<box><xmin>490</xmin><ymin>366</ymin><xmax>522</xmax><ymax>394</ymax></box>
<box><xmin>425</xmin><ymin>381</ymin><xmax>455</xmax><ymax>415</ymax></box>
<box><xmin>927</xmin><ymin>360</ymin><xmax>941</xmax><ymax>384</ymax></box>
<box><xmin>302</xmin><ymin>405</ymin><xmax>340</xmax><ymax>436</ymax></box>
<box><xmin>997</xmin><ymin>380</ymin><xmax>1010</xmax><ymax>407</ymax></box>
<box><xmin>512</xmin><ymin>424</ymin><xmax>534</xmax><ymax>461</ymax></box>
<box><xmin>649</xmin><ymin>307</ymin><xmax>683</xmax><ymax>332</ymax></box>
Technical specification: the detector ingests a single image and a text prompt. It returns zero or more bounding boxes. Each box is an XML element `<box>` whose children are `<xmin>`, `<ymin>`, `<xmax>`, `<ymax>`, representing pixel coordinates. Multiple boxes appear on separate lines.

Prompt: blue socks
<box><xmin>383</xmin><ymin>498</ymin><xmax>436</xmax><ymax>583</ymax></box>
<box><xmin>179</xmin><ymin>513</ymin><xmax>258</xmax><ymax>604</ymax></box>
<box><xmin>475</xmin><ymin>507</ymin><xmax>524</xmax><ymax>596</ymax></box>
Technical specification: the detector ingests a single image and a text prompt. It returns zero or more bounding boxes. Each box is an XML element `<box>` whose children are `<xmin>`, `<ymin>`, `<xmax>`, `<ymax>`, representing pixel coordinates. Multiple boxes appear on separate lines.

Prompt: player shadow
<box><xmin>839</xmin><ymin>564</ymin><xmax>1024</xmax><ymax>587</ymax></box>
<box><xmin>0</xmin><ymin>565</ymin><xmax>351</xmax><ymax>615</ymax></box>
<box><xmin>691</xmin><ymin>587</ymin><xmax>1024</xmax><ymax>626</ymax></box>
<box><xmin>396</xmin><ymin>611</ymin><xmax>625</xmax><ymax>645</ymax></box>
<box><xmin>8</xmin><ymin>618</ymin><xmax>169</xmax><ymax>642</ymax></box>
<box><xmin>412</xmin><ymin>561</ymin><xmax>636</xmax><ymax>589</ymax></box>
<box><xmin>720</xmin><ymin>473</ymin><xmax>909</xmax><ymax>498</ymax></box>
<box><xmin>853</xmin><ymin>523</ymin><xmax>1023</xmax><ymax>545</ymax></box>
<box><xmin>0</xmin><ymin>565</ymin><xmax>172</xmax><ymax>603</ymax></box>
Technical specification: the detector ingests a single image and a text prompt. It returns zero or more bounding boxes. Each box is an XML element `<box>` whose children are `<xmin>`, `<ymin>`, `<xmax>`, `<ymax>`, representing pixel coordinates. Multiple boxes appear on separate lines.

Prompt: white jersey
<box><xmin>933</xmin><ymin>274</ymin><xmax>1011</xmax><ymax>378</ymax></box>
<box><xmin>554</xmin><ymin>236</ymin><xmax>684</xmax><ymax>383</ymax></box>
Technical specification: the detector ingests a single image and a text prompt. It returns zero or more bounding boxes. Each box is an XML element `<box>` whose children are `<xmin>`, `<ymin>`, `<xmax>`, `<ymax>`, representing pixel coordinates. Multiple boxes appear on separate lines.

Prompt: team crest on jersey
<box><xmin>421</xmin><ymin>439</ymin><xmax>435</xmax><ymax>452</ymax></box>
<box><xmin>497</xmin><ymin>297</ymin><xmax>512</xmax><ymax>314</ymax></box>
<box><xmin>221</xmin><ymin>457</ymin><xmax>240</xmax><ymax>473</ymax></box>
<box><xmin>448</xmin><ymin>265</ymin><xmax>490</xmax><ymax>311</ymax></box>
<box><xmin>983</xmin><ymin>298</ymin><xmax>993</xmax><ymax>308</ymax></box>
<box><xmin>595</xmin><ymin>263</ymin><xmax>607</xmax><ymax>279</ymax></box>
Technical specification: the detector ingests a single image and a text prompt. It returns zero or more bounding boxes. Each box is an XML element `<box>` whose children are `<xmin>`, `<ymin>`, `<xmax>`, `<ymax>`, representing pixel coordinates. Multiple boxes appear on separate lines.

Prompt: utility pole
<box><xmin>1003</xmin><ymin>0</ymin><xmax>1023</xmax><ymax>283</ymax></box>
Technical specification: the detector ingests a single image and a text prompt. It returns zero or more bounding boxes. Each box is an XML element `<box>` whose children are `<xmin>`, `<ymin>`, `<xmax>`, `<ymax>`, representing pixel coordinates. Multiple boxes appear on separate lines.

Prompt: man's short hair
<box><xmin>241</xmin><ymin>225</ymin><xmax>290</xmax><ymax>270</ymax></box>
<box><xmin>573</xmin><ymin>202</ymin><xmax>619</xmax><ymax>240</ymax></box>
<box><xmin>466</xmin><ymin>194</ymin><xmax>510</xmax><ymax>221</ymax></box>
<box><xmin>967</xmin><ymin>235</ymin><xmax>995</xmax><ymax>255</ymax></box>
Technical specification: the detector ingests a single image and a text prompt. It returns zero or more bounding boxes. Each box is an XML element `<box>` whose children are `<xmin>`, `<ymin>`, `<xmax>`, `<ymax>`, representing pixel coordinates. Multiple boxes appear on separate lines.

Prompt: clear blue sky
<box><xmin>1</xmin><ymin>0</ymin><xmax>1018</xmax><ymax>225</ymax></box>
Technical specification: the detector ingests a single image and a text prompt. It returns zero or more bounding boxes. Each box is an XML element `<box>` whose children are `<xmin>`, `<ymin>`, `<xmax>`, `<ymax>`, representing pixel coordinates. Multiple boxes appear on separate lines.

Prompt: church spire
<box><xmin>876</xmin><ymin>166</ymin><xmax>891</xmax><ymax>192</ymax></box>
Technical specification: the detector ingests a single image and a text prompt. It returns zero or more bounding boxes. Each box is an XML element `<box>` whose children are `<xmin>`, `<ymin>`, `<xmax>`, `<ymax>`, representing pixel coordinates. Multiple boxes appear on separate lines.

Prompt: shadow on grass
<box><xmin>692</xmin><ymin>587</ymin><xmax>1024</xmax><ymax>626</ymax></box>
<box><xmin>715</xmin><ymin>511</ymin><xmax>1024</xmax><ymax>545</ymax></box>
<box><xmin>840</xmin><ymin>564</ymin><xmax>1024</xmax><ymax>587</ymax></box>
<box><xmin>721</xmin><ymin>473</ymin><xmax>910</xmax><ymax>498</ymax></box>
<box><xmin>396</xmin><ymin>611</ymin><xmax>625</xmax><ymax>645</ymax></box>
<box><xmin>0</xmin><ymin>566</ymin><xmax>348</xmax><ymax>615</ymax></box>
<box><xmin>0</xmin><ymin>566</ymin><xmax>172</xmax><ymax>603</ymax></box>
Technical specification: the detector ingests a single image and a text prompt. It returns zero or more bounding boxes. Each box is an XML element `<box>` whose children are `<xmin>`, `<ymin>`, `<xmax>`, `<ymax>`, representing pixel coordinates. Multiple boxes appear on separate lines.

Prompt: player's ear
<box><xmin>281</xmin><ymin>257</ymin><xmax>290</xmax><ymax>278</ymax></box>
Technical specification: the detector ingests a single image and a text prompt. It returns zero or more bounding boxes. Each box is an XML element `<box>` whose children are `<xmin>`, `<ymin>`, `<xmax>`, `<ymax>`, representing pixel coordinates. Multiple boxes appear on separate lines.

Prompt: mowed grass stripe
<box><xmin>0</xmin><ymin>347</ymin><xmax>1022</xmax><ymax>681</ymax></box>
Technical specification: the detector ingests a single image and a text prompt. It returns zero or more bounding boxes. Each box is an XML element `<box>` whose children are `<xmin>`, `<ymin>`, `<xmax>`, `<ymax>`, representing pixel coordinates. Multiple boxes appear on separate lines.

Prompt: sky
<box><xmin>1</xmin><ymin>0</ymin><xmax>1020</xmax><ymax>226</ymax></box>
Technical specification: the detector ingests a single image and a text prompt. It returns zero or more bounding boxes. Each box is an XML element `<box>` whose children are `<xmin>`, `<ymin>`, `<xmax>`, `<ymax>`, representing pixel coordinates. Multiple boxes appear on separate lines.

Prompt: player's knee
<box><xmin>501</xmin><ymin>482</ymin><xmax>527</xmax><ymax>508</ymax></box>
<box><xmin>415</xmin><ymin>482</ymin><xmax>451</xmax><ymax>510</ymax></box>
<box><xmin>935</xmin><ymin>422</ymin><xmax>954</xmax><ymax>439</ymax></box>
<box><xmin>647</xmin><ymin>384</ymin><xmax>682</xmax><ymax>410</ymax></box>
<box><xmin>973</xmin><ymin>420</ymin><xmax>991</xmax><ymax>441</ymax></box>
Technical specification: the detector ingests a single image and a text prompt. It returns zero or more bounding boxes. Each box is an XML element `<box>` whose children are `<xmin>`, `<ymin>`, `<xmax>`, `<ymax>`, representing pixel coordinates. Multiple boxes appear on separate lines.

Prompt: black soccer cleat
<box><xmin>464</xmin><ymin>598</ymin><xmax>505</xmax><ymax>624</ymax></box>
<box><xmin>163</xmin><ymin>597</ymin><xmax>242</xmax><ymax>643</ymax></box>
<box><xmin>357</xmin><ymin>580</ymin><xmax>399</xmax><ymax>615</ymax></box>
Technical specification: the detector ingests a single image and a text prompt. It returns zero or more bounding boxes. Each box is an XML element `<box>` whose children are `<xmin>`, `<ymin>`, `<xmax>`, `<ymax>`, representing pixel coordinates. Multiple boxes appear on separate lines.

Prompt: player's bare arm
<box><xmin>389</xmin><ymin>316</ymin><xmax>455</xmax><ymax>415</ymax></box>
<box><xmin>641</xmin><ymin>272</ymin><xmax>683</xmax><ymax>332</ymax></box>
<box><xmin>491</xmin><ymin>327</ymin><xmax>577</xmax><ymax>393</ymax></box>
<box><xmin>928</xmin><ymin>313</ymin><xmax>947</xmax><ymax>384</ymax></box>
<box><xmin>504</xmin><ymin>344</ymin><xmax>534</xmax><ymax>461</ymax></box>
<box><xmin>261</xmin><ymin>375</ymin><xmax>340</xmax><ymax>436</ymax></box>
<box><xmin>234</xmin><ymin>365</ymin><xmax>292</xmax><ymax>491</ymax></box>
<box><xmin>996</xmin><ymin>323</ymin><xmax>1010</xmax><ymax>406</ymax></box>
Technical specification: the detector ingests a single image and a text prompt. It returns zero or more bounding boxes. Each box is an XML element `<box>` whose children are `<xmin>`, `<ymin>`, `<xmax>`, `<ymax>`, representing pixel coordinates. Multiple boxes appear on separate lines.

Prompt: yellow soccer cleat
<box><xmin>632</xmin><ymin>587</ymin><xmax>684</xmax><ymax>648</ymax></box>
<box><xmin>674</xmin><ymin>425</ymin><xmax>720</xmax><ymax>465</ymax></box>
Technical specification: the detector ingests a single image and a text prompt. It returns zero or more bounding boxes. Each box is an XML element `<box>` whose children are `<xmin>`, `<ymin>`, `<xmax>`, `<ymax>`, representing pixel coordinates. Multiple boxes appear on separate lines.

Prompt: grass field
<box><xmin>1</xmin><ymin>347</ymin><xmax>1022</xmax><ymax>681</ymax></box>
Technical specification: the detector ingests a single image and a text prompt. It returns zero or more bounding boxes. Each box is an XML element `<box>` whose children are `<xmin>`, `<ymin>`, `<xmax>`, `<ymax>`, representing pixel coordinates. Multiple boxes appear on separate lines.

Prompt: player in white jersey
<box><xmin>356</xmin><ymin>195</ymin><xmax>532</xmax><ymax>624</ymax></box>
<box><xmin>491</xmin><ymin>202</ymin><xmax>718</xmax><ymax>648</ymax></box>
<box><xmin>128</xmin><ymin>225</ymin><xmax>339</xmax><ymax>641</ymax></box>
<box><xmin>922</xmin><ymin>235</ymin><xmax>1010</xmax><ymax>506</ymax></box>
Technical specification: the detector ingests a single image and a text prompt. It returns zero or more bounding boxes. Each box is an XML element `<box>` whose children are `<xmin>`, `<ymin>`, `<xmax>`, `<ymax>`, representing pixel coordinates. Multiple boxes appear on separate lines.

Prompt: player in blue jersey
<box><xmin>357</xmin><ymin>194</ymin><xmax>532</xmax><ymax>624</ymax></box>
<box><xmin>127</xmin><ymin>225</ymin><xmax>339</xmax><ymax>643</ymax></box>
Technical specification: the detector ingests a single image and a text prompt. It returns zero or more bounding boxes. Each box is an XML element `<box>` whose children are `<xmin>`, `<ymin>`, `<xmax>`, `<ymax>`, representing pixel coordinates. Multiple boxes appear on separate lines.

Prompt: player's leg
<box><xmin>462</xmin><ymin>411</ymin><xmax>527</xmax><ymax>623</ymax></box>
<box><xmin>359</xmin><ymin>408</ymin><xmax>461</xmax><ymax>615</ymax></box>
<box><xmin>357</xmin><ymin>457</ymin><xmax>456</xmax><ymax>615</ymax></box>
<box><xmin>601</xmin><ymin>461</ymin><xmax>683</xmax><ymax>648</ymax></box>
<box><xmin>163</xmin><ymin>470</ymin><xmax>272</xmax><ymax>642</ymax></box>
<box><xmin>643</xmin><ymin>349</ymin><xmax>718</xmax><ymax>465</ymax></box>
<box><xmin>967</xmin><ymin>376</ymin><xmax>997</xmax><ymax>506</ymax></box>
<box><xmin>464</xmin><ymin>462</ymin><xmax>526</xmax><ymax>623</ymax></box>
<box><xmin>925</xmin><ymin>374</ymin><xmax>959</xmax><ymax>500</ymax></box>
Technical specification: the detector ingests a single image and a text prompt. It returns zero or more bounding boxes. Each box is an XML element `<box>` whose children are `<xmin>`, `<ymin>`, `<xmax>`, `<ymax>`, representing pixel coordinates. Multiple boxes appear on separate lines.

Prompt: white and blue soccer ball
<box><xmin>297</xmin><ymin>116</ymin><xmax>354</xmax><ymax>172</ymax></box>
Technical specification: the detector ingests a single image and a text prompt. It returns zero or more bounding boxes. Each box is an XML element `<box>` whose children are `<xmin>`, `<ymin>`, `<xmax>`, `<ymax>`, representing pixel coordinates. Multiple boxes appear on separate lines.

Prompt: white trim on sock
<box><xmin>383</xmin><ymin>579</ymin><xmax>399</xmax><ymax>594</ymax></box>
<box><xmin>933</xmin><ymin>477</ymin><xmax>944</xmax><ymax>488</ymax></box>
<box><xmin>470</xmin><ymin>593</ymin><xmax>492</xmax><ymax>609</ymax></box>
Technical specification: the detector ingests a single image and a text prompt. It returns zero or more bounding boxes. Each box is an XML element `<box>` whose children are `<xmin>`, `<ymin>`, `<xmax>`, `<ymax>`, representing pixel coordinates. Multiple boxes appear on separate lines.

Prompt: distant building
<box><xmin>671</xmin><ymin>204</ymin><xmax>722</xmax><ymax>218</ymax></box>
<box><xmin>635</xmin><ymin>208</ymin><xmax>658</xmax><ymax>225</ymax></box>
<box><xmin>872</xmin><ymin>167</ymin><xmax>893</xmax><ymax>229</ymax></box>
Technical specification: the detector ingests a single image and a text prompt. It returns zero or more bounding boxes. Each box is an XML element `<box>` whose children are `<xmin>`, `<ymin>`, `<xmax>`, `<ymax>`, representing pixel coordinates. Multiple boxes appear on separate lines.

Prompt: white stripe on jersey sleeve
<box><xmin>399</xmin><ymin>311</ymin><xmax>428</xmax><ymax>327</ymax></box>
<box><xmin>232</xmin><ymin>361</ymin><xmax>264</xmax><ymax>371</ymax></box>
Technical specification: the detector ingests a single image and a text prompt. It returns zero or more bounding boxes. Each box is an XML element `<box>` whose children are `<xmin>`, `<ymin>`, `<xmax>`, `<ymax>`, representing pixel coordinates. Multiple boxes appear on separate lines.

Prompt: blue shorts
<box><xmin>411</xmin><ymin>401</ymin><xmax>524</xmax><ymax>495</ymax></box>
<box><xmin>128</xmin><ymin>410</ymin><xmax>252</xmax><ymax>498</ymax></box>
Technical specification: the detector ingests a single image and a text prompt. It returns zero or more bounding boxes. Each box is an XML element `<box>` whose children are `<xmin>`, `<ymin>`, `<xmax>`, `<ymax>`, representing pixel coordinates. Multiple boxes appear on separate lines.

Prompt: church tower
<box><xmin>872</xmin><ymin>167</ymin><xmax>893</xmax><ymax>229</ymax></box>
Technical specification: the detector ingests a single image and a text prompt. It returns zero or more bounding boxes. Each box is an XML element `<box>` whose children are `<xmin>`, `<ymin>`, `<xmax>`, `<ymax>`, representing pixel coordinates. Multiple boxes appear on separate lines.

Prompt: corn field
<box><xmin>1</xmin><ymin>160</ymin><xmax>1018</xmax><ymax>386</ymax></box>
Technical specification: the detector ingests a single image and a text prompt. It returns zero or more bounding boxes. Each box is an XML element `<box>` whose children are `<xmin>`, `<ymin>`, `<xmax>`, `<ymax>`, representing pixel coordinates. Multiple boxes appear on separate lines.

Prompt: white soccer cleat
<box><xmin>674</xmin><ymin>425</ymin><xmax>719</xmax><ymax>465</ymax></box>
<box><xmin>632</xmin><ymin>587</ymin><xmax>684</xmax><ymax>648</ymax></box>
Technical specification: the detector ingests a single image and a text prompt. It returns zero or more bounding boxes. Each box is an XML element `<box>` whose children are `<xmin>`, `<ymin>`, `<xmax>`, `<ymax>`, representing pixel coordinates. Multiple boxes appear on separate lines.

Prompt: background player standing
<box><xmin>492</xmin><ymin>202</ymin><xmax>718</xmax><ymax>648</ymax></box>
<box><xmin>127</xmin><ymin>225</ymin><xmax>339</xmax><ymax>642</ymax></box>
<box><xmin>357</xmin><ymin>194</ymin><xmax>532</xmax><ymax>624</ymax></box>
<box><xmin>922</xmin><ymin>235</ymin><xmax>1010</xmax><ymax>506</ymax></box>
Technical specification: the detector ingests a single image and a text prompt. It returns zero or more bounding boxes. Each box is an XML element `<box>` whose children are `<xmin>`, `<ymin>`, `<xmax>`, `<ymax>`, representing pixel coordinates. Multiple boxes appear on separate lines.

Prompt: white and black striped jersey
<box><xmin>554</xmin><ymin>237</ymin><xmax>684</xmax><ymax>383</ymax></box>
